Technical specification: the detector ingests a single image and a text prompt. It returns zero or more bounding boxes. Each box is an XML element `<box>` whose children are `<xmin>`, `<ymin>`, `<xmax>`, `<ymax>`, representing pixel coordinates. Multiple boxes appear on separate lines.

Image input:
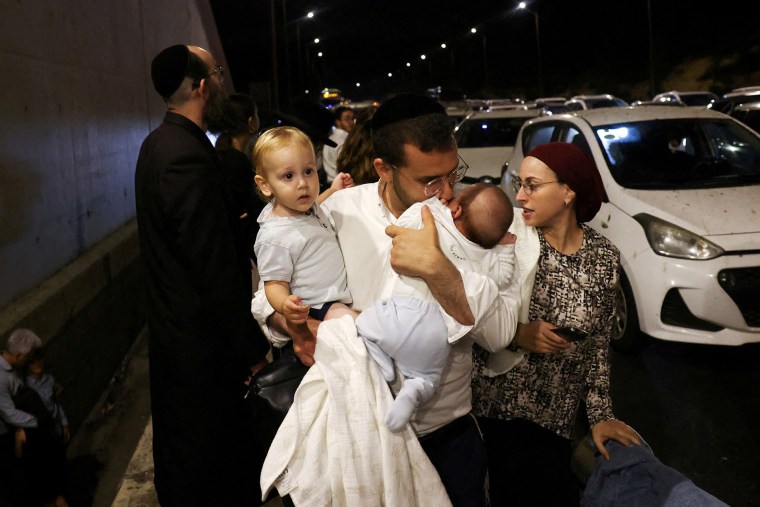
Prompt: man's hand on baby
<box><xmin>331</xmin><ymin>172</ymin><xmax>355</xmax><ymax>191</ymax></box>
<box><xmin>385</xmin><ymin>205</ymin><xmax>443</xmax><ymax>279</ymax></box>
<box><xmin>281</xmin><ymin>295</ymin><xmax>309</xmax><ymax>324</ymax></box>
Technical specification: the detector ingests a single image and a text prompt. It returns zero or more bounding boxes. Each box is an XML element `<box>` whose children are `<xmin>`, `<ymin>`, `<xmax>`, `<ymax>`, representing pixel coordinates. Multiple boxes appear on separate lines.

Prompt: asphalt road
<box><xmin>609</xmin><ymin>339</ymin><xmax>760</xmax><ymax>506</ymax></box>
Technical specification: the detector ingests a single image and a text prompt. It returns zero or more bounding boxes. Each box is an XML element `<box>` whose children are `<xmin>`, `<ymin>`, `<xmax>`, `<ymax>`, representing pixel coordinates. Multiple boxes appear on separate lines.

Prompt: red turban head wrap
<box><xmin>525</xmin><ymin>142</ymin><xmax>608</xmax><ymax>223</ymax></box>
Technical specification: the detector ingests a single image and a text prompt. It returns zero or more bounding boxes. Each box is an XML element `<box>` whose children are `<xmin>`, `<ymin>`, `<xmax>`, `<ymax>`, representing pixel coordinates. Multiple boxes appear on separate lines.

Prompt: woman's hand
<box><xmin>513</xmin><ymin>320</ymin><xmax>573</xmax><ymax>353</ymax></box>
<box><xmin>591</xmin><ymin>419</ymin><xmax>642</xmax><ymax>460</ymax></box>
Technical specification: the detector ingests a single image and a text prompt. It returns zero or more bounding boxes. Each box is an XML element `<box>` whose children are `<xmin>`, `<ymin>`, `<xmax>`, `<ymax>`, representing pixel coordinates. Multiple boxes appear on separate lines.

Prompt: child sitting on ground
<box><xmin>25</xmin><ymin>348</ymin><xmax>70</xmax><ymax>444</ymax></box>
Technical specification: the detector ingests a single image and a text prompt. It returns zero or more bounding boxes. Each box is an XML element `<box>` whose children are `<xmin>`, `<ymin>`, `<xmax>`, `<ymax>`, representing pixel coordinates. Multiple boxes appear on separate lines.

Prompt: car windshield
<box><xmin>455</xmin><ymin>117</ymin><xmax>531</xmax><ymax>148</ymax></box>
<box><xmin>587</xmin><ymin>98</ymin><xmax>628</xmax><ymax>109</ymax></box>
<box><xmin>680</xmin><ymin>93</ymin><xmax>716</xmax><ymax>106</ymax></box>
<box><xmin>595</xmin><ymin>118</ymin><xmax>760</xmax><ymax>189</ymax></box>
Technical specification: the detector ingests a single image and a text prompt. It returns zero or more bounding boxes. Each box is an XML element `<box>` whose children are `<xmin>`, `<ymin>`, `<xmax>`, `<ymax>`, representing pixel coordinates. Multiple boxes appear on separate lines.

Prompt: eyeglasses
<box><xmin>511</xmin><ymin>177</ymin><xmax>562</xmax><ymax>195</ymax></box>
<box><xmin>392</xmin><ymin>155</ymin><xmax>469</xmax><ymax>197</ymax></box>
<box><xmin>206</xmin><ymin>65</ymin><xmax>225</xmax><ymax>79</ymax></box>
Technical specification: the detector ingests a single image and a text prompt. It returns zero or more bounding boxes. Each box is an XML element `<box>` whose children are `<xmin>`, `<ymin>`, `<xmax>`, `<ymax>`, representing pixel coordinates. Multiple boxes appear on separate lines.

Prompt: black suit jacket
<box><xmin>135</xmin><ymin>112</ymin><xmax>269</xmax><ymax>504</ymax></box>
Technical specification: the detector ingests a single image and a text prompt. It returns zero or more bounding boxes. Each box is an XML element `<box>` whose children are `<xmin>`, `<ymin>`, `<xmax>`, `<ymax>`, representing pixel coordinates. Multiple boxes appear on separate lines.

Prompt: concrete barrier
<box><xmin>0</xmin><ymin>218</ymin><xmax>146</xmax><ymax>433</ymax></box>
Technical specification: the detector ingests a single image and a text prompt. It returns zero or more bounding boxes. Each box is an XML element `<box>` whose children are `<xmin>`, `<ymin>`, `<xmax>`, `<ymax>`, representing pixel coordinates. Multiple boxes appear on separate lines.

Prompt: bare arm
<box><xmin>263</xmin><ymin>280</ymin><xmax>309</xmax><ymax>325</ymax></box>
<box><xmin>316</xmin><ymin>172</ymin><xmax>355</xmax><ymax>205</ymax></box>
<box><xmin>265</xmin><ymin>311</ymin><xmax>319</xmax><ymax>366</ymax></box>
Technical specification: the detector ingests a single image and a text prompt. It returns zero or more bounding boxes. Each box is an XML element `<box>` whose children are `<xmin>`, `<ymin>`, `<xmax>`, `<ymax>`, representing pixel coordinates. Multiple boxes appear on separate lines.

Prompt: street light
<box><xmin>518</xmin><ymin>1</ymin><xmax>544</xmax><ymax>96</ymax></box>
<box><xmin>295</xmin><ymin>11</ymin><xmax>315</xmax><ymax>96</ymax></box>
<box><xmin>471</xmin><ymin>27</ymin><xmax>488</xmax><ymax>90</ymax></box>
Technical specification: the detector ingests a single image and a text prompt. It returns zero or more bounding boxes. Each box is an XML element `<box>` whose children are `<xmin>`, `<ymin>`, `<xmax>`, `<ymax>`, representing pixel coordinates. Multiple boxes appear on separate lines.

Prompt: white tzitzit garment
<box><xmin>260</xmin><ymin>315</ymin><xmax>452</xmax><ymax>507</ymax></box>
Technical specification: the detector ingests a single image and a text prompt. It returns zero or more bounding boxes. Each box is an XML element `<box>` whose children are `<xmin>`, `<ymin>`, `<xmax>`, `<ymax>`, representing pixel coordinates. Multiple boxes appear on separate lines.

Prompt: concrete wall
<box><xmin>0</xmin><ymin>0</ymin><xmax>232</xmax><ymax>431</ymax></box>
<box><xmin>0</xmin><ymin>0</ymin><xmax>229</xmax><ymax>310</ymax></box>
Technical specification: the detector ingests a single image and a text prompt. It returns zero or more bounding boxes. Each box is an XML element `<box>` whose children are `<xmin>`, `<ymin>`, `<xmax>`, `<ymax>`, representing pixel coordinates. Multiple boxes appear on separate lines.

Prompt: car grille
<box><xmin>717</xmin><ymin>267</ymin><xmax>760</xmax><ymax>327</ymax></box>
<box><xmin>661</xmin><ymin>289</ymin><xmax>723</xmax><ymax>332</ymax></box>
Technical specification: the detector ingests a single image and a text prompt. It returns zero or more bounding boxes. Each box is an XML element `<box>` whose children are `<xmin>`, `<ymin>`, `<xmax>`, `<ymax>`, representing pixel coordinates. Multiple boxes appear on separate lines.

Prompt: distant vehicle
<box><xmin>565</xmin><ymin>94</ymin><xmax>628</xmax><ymax>111</ymax></box>
<box><xmin>652</xmin><ymin>90</ymin><xmax>718</xmax><ymax>108</ymax></box>
<box><xmin>708</xmin><ymin>86</ymin><xmax>760</xmax><ymax>114</ymax></box>
<box><xmin>482</xmin><ymin>98</ymin><xmax>525</xmax><ymax>111</ymax></box>
<box><xmin>320</xmin><ymin>88</ymin><xmax>349</xmax><ymax>109</ymax></box>
<box><xmin>441</xmin><ymin>100</ymin><xmax>474</xmax><ymax>128</ymax></box>
<box><xmin>521</xmin><ymin>98</ymin><xmax>571</xmax><ymax>115</ymax></box>
<box><xmin>534</xmin><ymin>96</ymin><xmax>567</xmax><ymax>106</ymax></box>
<box><xmin>454</xmin><ymin>108</ymin><xmax>541</xmax><ymax>182</ymax></box>
<box><xmin>630</xmin><ymin>100</ymin><xmax>680</xmax><ymax>107</ymax></box>
<box><xmin>501</xmin><ymin>106</ymin><xmax>760</xmax><ymax>352</ymax></box>
<box><xmin>730</xmin><ymin>101</ymin><xmax>760</xmax><ymax>133</ymax></box>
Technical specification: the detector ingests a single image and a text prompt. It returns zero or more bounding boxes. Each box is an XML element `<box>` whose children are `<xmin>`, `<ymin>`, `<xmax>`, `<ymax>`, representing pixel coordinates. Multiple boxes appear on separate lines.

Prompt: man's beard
<box><xmin>203</xmin><ymin>85</ymin><xmax>235</xmax><ymax>134</ymax></box>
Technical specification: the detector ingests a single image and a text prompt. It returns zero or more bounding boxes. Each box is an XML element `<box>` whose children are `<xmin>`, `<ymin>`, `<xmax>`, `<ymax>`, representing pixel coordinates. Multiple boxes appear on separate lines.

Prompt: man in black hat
<box><xmin>135</xmin><ymin>44</ymin><xmax>270</xmax><ymax>506</ymax></box>
<box><xmin>252</xmin><ymin>93</ymin><xmax>519</xmax><ymax>506</ymax></box>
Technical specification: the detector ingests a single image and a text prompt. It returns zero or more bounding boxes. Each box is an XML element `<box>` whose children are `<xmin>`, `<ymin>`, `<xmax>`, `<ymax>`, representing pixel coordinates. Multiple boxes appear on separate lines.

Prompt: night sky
<box><xmin>210</xmin><ymin>0</ymin><xmax>760</xmax><ymax>108</ymax></box>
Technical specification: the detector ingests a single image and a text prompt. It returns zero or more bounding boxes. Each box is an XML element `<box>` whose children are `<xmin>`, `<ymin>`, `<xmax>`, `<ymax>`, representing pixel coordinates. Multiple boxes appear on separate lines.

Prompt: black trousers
<box><xmin>419</xmin><ymin>414</ymin><xmax>488</xmax><ymax>507</ymax></box>
<box><xmin>477</xmin><ymin>417</ymin><xmax>581</xmax><ymax>507</ymax></box>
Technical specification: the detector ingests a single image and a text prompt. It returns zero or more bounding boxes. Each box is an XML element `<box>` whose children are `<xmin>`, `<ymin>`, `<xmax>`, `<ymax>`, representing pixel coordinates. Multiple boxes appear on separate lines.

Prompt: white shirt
<box><xmin>253</xmin><ymin>182</ymin><xmax>520</xmax><ymax>434</ymax></box>
<box><xmin>321</xmin><ymin>128</ymin><xmax>349</xmax><ymax>183</ymax></box>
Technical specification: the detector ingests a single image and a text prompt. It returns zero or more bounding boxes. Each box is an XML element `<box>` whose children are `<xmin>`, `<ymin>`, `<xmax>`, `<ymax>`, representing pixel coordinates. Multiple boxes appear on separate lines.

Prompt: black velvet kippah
<box><xmin>370</xmin><ymin>93</ymin><xmax>446</xmax><ymax>131</ymax></box>
<box><xmin>151</xmin><ymin>45</ymin><xmax>190</xmax><ymax>99</ymax></box>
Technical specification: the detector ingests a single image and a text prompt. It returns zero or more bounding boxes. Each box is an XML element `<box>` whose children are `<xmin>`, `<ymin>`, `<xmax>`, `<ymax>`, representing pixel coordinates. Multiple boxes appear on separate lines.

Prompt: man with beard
<box><xmin>135</xmin><ymin>45</ymin><xmax>270</xmax><ymax>506</ymax></box>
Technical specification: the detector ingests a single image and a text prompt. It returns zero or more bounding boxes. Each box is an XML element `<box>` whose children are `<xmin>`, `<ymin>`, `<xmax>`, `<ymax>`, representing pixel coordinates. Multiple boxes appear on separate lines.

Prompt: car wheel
<box><xmin>610</xmin><ymin>271</ymin><xmax>646</xmax><ymax>354</ymax></box>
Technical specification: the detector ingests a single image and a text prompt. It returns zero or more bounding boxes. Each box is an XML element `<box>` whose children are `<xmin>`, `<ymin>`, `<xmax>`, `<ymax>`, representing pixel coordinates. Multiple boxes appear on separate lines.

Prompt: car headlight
<box><xmin>633</xmin><ymin>213</ymin><xmax>724</xmax><ymax>260</ymax></box>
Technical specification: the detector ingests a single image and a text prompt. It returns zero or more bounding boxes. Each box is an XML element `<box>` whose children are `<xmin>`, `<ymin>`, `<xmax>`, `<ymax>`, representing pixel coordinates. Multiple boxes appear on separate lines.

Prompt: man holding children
<box><xmin>252</xmin><ymin>92</ymin><xmax>521</xmax><ymax>506</ymax></box>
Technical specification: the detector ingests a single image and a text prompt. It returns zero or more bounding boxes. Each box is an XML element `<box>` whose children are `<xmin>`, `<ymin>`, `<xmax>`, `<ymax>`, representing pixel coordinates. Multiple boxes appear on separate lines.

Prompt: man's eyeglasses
<box><xmin>206</xmin><ymin>65</ymin><xmax>225</xmax><ymax>79</ymax></box>
<box><xmin>392</xmin><ymin>156</ymin><xmax>469</xmax><ymax>197</ymax></box>
<box><xmin>511</xmin><ymin>177</ymin><xmax>562</xmax><ymax>195</ymax></box>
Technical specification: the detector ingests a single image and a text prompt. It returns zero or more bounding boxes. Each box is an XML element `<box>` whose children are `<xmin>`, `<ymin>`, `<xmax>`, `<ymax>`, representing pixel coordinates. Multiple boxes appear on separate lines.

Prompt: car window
<box><xmin>732</xmin><ymin>110</ymin><xmax>760</xmax><ymax>133</ymax></box>
<box><xmin>680</xmin><ymin>94</ymin><xmax>717</xmax><ymax>107</ymax></box>
<box><xmin>521</xmin><ymin>123</ymin><xmax>556</xmax><ymax>154</ymax></box>
<box><xmin>587</xmin><ymin>98</ymin><xmax>628</xmax><ymax>109</ymax></box>
<box><xmin>454</xmin><ymin>117</ymin><xmax>531</xmax><ymax>148</ymax></box>
<box><xmin>595</xmin><ymin>119</ymin><xmax>760</xmax><ymax>189</ymax></box>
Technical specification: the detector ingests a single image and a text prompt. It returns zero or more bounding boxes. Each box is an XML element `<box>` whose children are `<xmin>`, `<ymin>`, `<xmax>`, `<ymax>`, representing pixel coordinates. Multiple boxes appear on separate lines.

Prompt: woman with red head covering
<box><xmin>471</xmin><ymin>142</ymin><xmax>640</xmax><ymax>506</ymax></box>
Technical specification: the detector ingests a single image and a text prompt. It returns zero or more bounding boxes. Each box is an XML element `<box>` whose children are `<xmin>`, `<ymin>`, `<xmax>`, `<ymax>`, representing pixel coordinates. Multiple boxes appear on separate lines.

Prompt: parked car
<box><xmin>631</xmin><ymin>99</ymin><xmax>680</xmax><ymax>107</ymax></box>
<box><xmin>565</xmin><ymin>94</ymin><xmax>629</xmax><ymax>111</ymax></box>
<box><xmin>652</xmin><ymin>90</ymin><xmax>718</xmax><ymax>108</ymax></box>
<box><xmin>442</xmin><ymin>101</ymin><xmax>473</xmax><ymax>128</ymax></box>
<box><xmin>454</xmin><ymin>108</ymin><xmax>541</xmax><ymax>182</ymax></box>
<box><xmin>730</xmin><ymin>101</ymin><xmax>760</xmax><ymax>133</ymax></box>
<box><xmin>500</xmin><ymin>106</ymin><xmax>760</xmax><ymax>351</ymax></box>
<box><xmin>708</xmin><ymin>86</ymin><xmax>760</xmax><ymax>115</ymax></box>
<box><xmin>525</xmin><ymin>97</ymin><xmax>572</xmax><ymax>115</ymax></box>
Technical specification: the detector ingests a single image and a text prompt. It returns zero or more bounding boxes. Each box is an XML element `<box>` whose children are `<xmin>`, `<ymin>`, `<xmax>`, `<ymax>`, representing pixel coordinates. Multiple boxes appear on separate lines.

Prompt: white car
<box><xmin>454</xmin><ymin>108</ymin><xmax>541</xmax><ymax>182</ymax></box>
<box><xmin>500</xmin><ymin>106</ymin><xmax>760</xmax><ymax>351</ymax></box>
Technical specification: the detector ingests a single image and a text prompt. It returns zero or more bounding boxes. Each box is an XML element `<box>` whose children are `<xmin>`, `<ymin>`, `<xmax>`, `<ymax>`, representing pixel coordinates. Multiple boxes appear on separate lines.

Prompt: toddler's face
<box><xmin>256</xmin><ymin>144</ymin><xmax>320</xmax><ymax>216</ymax></box>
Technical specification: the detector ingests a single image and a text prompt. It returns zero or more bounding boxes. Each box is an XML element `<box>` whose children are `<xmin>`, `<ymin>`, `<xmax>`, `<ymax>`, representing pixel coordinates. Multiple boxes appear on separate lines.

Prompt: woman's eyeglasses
<box><xmin>511</xmin><ymin>177</ymin><xmax>562</xmax><ymax>195</ymax></box>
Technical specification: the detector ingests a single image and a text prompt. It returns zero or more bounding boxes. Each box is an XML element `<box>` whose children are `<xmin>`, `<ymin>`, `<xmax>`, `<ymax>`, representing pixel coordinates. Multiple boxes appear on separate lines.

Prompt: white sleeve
<box><xmin>463</xmin><ymin>258</ymin><xmax>521</xmax><ymax>353</ymax></box>
<box><xmin>322</xmin><ymin>144</ymin><xmax>339</xmax><ymax>182</ymax></box>
<box><xmin>254</xmin><ymin>243</ymin><xmax>295</xmax><ymax>283</ymax></box>
<box><xmin>251</xmin><ymin>287</ymin><xmax>292</xmax><ymax>348</ymax></box>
